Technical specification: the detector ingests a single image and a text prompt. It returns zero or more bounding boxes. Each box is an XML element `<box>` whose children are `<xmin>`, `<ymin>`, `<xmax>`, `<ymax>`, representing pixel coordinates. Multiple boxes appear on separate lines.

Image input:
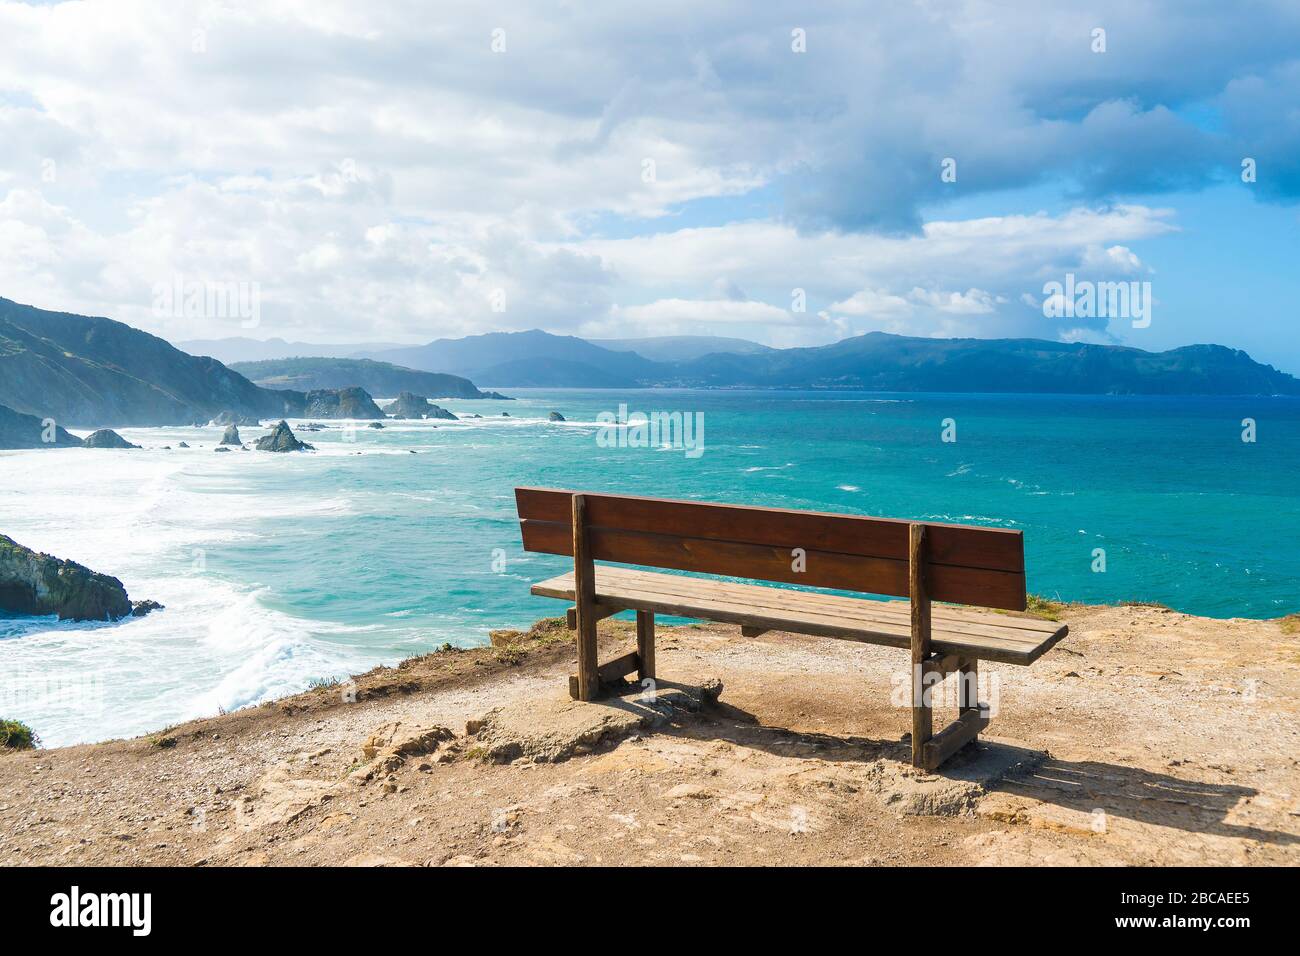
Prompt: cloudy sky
<box><xmin>1</xmin><ymin>0</ymin><xmax>1297</xmax><ymax>370</ymax></box>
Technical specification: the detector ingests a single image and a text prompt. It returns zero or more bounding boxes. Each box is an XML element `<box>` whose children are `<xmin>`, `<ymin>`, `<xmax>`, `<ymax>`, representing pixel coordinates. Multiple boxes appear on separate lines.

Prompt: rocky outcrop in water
<box><xmin>255</xmin><ymin>420</ymin><xmax>314</xmax><ymax>452</ymax></box>
<box><xmin>301</xmin><ymin>387</ymin><xmax>384</xmax><ymax>420</ymax></box>
<box><xmin>385</xmin><ymin>392</ymin><xmax>431</xmax><ymax>419</ymax></box>
<box><xmin>131</xmin><ymin>599</ymin><xmax>164</xmax><ymax>617</ymax></box>
<box><xmin>389</xmin><ymin>393</ymin><xmax>458</xmax><ymax>421</ymax></box>
<box><xmin>548</xmin><ymin>411</ymin><xmax>566</xmax><ymax>422</ymax></box>
<box><xmin>0</xmin><ymin>403</ymin><xmax>83</xmax><ymax>449</ymax></box>
<box><xmin>82</xmin><ymin>429</ymin><xmax>140</xmax><ymax>449</ymax></box>
<box><xmin>0</xmin><ymin>534</ymin><xmax>133</xmax><ymax>620</ymax></box>
<box><xmin>220</xmin><ymin>424</ymin><xmax>242</xmax><ymax>445</ymax></box>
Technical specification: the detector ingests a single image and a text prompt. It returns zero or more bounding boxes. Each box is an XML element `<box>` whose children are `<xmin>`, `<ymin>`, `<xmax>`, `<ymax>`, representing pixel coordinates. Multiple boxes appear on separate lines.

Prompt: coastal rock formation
<box><xmin>548</xmin><ymin>411</ymin><xmax>566</xmax><ymax>422</ymax></box>
<box><xmin>0</xmin><ymin>403</ymin><xmax>83</xmax><ymax>449</ymax></box>
<box><xmin>301</xmin><ymin>387</ymin><xmax>384</xmax><ymax>420</ymax></box>
<box><xmin>384</xmin><ymin>392</ymin><xmax>460</xmax><ymax>420</ymax></box>
<box><xmin>226</xmin><ymin>356</ymin><xmax>503</xmax><ymax>400</ymax></box>
<box><xmin>254</xmin><ymin>420</ymin><xmax>314</xmax><ymax>452</ymax></box>
<box><xmin>82</xmin><ymin>428</ymin><xmax>140</xmax><ymax>449</ymax></box>
<box><xmin>177</xmin><ymin>441</ymin><xmax>190</xmax><ymax>448</ymax></box>
<box><xmin>131</xmin><ymin>599</ymin><xmax>164</xmax><ymax>617</ymax></box>
<box><xmin>220</xmin><ymin>424</ymin><xmax>241</xmax><ymax>445</ymax></box>
<box><xmin>385</xmin><ymin>392</ymin><xmax>431</xmax><ymax>419</ymax></box>
<box><xmin>212</xmin><ymin>410</ymin><xmax>260</xmax><ymax>426</ymax></box>
<box><xmin>0</xmin><ymin>534</ymin><xmax>132</xmax><ymax>620</ymax></box>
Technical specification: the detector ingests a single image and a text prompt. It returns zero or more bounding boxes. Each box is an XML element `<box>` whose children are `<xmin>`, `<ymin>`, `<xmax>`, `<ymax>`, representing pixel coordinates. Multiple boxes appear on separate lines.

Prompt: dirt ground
<box><xmin>2</xmin><ymin>604</ymin><xmax>1298</xmax><ymax>867</ymax></box>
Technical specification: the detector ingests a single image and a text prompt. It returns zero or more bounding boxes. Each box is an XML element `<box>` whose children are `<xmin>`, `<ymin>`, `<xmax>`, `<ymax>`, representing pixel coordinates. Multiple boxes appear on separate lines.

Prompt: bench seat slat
<box><xmin>555</xmin><ymin>565</ymin><xmax>1058</xmax><ymax>638</ymax></box>
<box><xmin>531</xmin><ymin>566</ymin><xmax>1067</xmax><ymax>666</ymax></box>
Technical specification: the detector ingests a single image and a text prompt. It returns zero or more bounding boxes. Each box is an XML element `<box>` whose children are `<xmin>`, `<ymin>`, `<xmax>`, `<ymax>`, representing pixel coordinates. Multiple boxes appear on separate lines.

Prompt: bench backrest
<box><xmin>515</xmin><ymin>487</ymin><xmax>1027</xmax><ymax>611</ymax></box>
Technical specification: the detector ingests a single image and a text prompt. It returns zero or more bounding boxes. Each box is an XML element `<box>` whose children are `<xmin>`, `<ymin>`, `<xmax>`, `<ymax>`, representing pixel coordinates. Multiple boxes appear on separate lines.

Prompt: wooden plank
<box><xmin>571</xmin><ymin>494</ymin><xmax>599</xmax><ymax>701</ymax></box>
<box><xmin>577</xmin><ymin>565</ymin><xmax>1056</xmax><ymax>638</ymax></box>
<box><xmin>565</xmin><ymin>604</ymin><xmax>620</xmax><ymax>629</ymax></box>
<box><xmin>516</xmin><ymin>487</ymin><xmax>1024</xmax><ymax>572</ymax></box>
<box><xmin>909</xmin><ymin>523</ymin><xmax>932</xmax><ymax>768</ymax></box>
<box><xmin>566</xmin><ymin>651</ymin><xmax>642</xmax><ymax>699</ymax></box>
<box><xmin>924</xmin><ymin>652</ymin><xmax>963</xmax><ymax>681</ymax></box>
<box><xmin>921</xmin><ymin>709</ymin><xmax>990</xmax><ymax>770</ymax></box>
<box><xmin>597</xmin><ymin>651</ymin><xmax>640</xmax><ymax>682</ymax></box>
<box><xmin>542</xmin><ymin>572</ymin><xmax>1046</xmax><ymax>651</ymax></box>
<box><xmin>536</xmin><ymin>569</ymin><xmax>1060</xmax><ymax>658</ymax></box>
<box><xmin>531</xmin><ymin>568</ymin><xmax>1069</xmax><ymax>665</ymax></box>
<box><xmin>520</xmin><ymin>518</ymin><xmax>1026</xmax><ymax>610</ymax></box>
<box><xmin>636</xmin><ymin>611</ymin><xmax>655</xmax><ymax>681</ymax></box>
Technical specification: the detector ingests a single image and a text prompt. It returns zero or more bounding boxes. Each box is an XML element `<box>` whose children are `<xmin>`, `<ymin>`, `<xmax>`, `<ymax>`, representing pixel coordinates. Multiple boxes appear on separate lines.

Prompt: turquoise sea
<box><xmin>2</xmin><ymin>389</ymin><xmax>1297</xmax><ymax>746</ymax></box>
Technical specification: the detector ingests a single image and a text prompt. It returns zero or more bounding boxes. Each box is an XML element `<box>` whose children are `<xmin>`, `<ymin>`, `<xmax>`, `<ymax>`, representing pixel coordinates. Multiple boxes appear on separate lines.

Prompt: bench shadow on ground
<box><xmin>599</xmin><ymin>678</ymin><xmax>1297</xmax><ymax>847</ymax></box>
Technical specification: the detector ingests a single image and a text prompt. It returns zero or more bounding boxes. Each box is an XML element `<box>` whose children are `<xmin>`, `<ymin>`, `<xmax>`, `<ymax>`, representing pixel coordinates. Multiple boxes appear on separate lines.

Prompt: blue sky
<box><xmin>0</xmin><ymin>1</ymin><xmax>1297</xmax><ymax>372</ymax></box>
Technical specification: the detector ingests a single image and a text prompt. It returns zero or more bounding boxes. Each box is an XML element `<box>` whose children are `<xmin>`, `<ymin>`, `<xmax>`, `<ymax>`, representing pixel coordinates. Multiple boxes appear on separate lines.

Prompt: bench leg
<box><xmin>571</xmin><ymin>494</ymin><xmax>600</xmax><ymax>701</ymax></box>
<box><xmin>908</xmin><ymin>523</ymin><xmax>933</xmax><ymax>768</ymax></box>
<box><xmin>636</xmin><ymin>610</ymin><xmax>656</xmax><ymax>682</ymax></box>
<box><xmin>914</xmin><ymin>655</ymin><xmax>989</xmax><ymax>770</ymax></box>
<box><xmin>959</xmin><ymin>657</ymin><xmax>979</xmax><ymax>715</ymax></box>
<box><xmin>911</xmin><ymin>671</ymin><xmax>933</xmax><ymax>768</ymax></box>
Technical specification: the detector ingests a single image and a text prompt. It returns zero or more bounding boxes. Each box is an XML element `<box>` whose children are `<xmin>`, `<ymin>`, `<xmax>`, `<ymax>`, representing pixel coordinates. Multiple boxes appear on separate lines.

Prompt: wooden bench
<box><xmin>515</xmin><ymin>487</ymin><xmax>1068</xmax><ymax>770</ymax></box>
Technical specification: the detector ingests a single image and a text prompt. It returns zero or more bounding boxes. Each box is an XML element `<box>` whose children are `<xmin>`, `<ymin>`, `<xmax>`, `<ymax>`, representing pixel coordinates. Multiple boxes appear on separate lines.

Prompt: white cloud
<box><xmin>598</xmin><ymin>298</ymin><xmax>802</xmax><ymax>337</ymax></box>
<box><xmin>0</xmin><ymin>0</ymin><xmax>1289</xmax><ymax>350</ymax></box>
<box><xmin>830</xmin><ymin>288</ymin><xmax>913</xmax><ymax>318</ymax></box>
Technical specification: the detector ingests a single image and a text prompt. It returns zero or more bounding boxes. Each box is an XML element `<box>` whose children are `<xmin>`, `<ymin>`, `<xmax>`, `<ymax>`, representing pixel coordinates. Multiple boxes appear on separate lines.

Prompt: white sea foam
<box><xmin>0</xmin><ymin>445</ymin><xmax>394</xmax><ymax>746</ymax></box>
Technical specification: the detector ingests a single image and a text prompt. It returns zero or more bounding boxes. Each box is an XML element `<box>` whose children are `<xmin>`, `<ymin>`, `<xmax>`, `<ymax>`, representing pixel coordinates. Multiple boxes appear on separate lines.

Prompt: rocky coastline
<box><xmin>0</xmin><ymin>534</ymin><xmax>161</xmax><ymax>621</ymax></box>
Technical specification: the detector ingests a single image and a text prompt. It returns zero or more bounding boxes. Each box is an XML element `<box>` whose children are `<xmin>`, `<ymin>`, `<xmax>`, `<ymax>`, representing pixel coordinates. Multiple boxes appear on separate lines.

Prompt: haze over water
<box><xmin>2</xmin><ymin>389</ymin><xmax>1296</xmax><ymax>746</ymax></box>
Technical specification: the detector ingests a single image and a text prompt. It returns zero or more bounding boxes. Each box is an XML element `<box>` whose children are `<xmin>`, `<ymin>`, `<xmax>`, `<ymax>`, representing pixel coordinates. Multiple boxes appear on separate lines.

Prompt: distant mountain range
<box><xmin>0</xmin><ymin>297</ymin><xmax>506</xmax><ymax>433</ymax></box>
<box><xmin>359</xmin><ymin>330</ymin><xmax>662</xmax><ymax>386</ymax></box>
<box><xmin>3</xmin><ymin>295</ymin><xmax>1296</xmax><ymax>442</ymax></box>
<box><xmin>176</xmin><ymin>336</ymin><xmax>409</xmax><ymax>364</ymax></box>
<box><xmin>229</xmin><ymin>357</ymin><xmax>509</xmax><ymax>399</ymax></box>
<box><xmin>585</xmin><ymin>335</ymin><xmax>774</xmax><ymax>363</ymax></box>
<box><xmin>0</xmin><ymin>297</ymin><xmax>298</xmax><ymax>426</ymax></box>
<box><xmin>349</xmin><ymin>328</ymin><xmax>1298</xmax><ymax>395</ymax></box>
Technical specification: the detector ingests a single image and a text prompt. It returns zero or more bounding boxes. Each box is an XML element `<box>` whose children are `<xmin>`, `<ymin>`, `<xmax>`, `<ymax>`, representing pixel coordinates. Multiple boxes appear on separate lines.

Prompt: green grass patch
<box><xmin>0</xmin><ymin>718</ymin><xmax>39</xmax><ymax>751</ymax></box>
<box><xmin>147</xmin><ymin>726</ymin><xmax>178</xmax><ymax>748</ymax></box>
<box><xmin>1024</xmin><ymin>594</ymin><xmax>1066</xmax><ymax>621</ymax></box>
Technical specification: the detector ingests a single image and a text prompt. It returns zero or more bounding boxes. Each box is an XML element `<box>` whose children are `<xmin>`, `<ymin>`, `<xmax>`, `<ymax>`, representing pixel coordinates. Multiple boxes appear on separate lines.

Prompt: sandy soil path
<box><xmin>2</xmin><ymin>605</ymin><xmax>1297</xmax><ymax>866</ymax></box>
